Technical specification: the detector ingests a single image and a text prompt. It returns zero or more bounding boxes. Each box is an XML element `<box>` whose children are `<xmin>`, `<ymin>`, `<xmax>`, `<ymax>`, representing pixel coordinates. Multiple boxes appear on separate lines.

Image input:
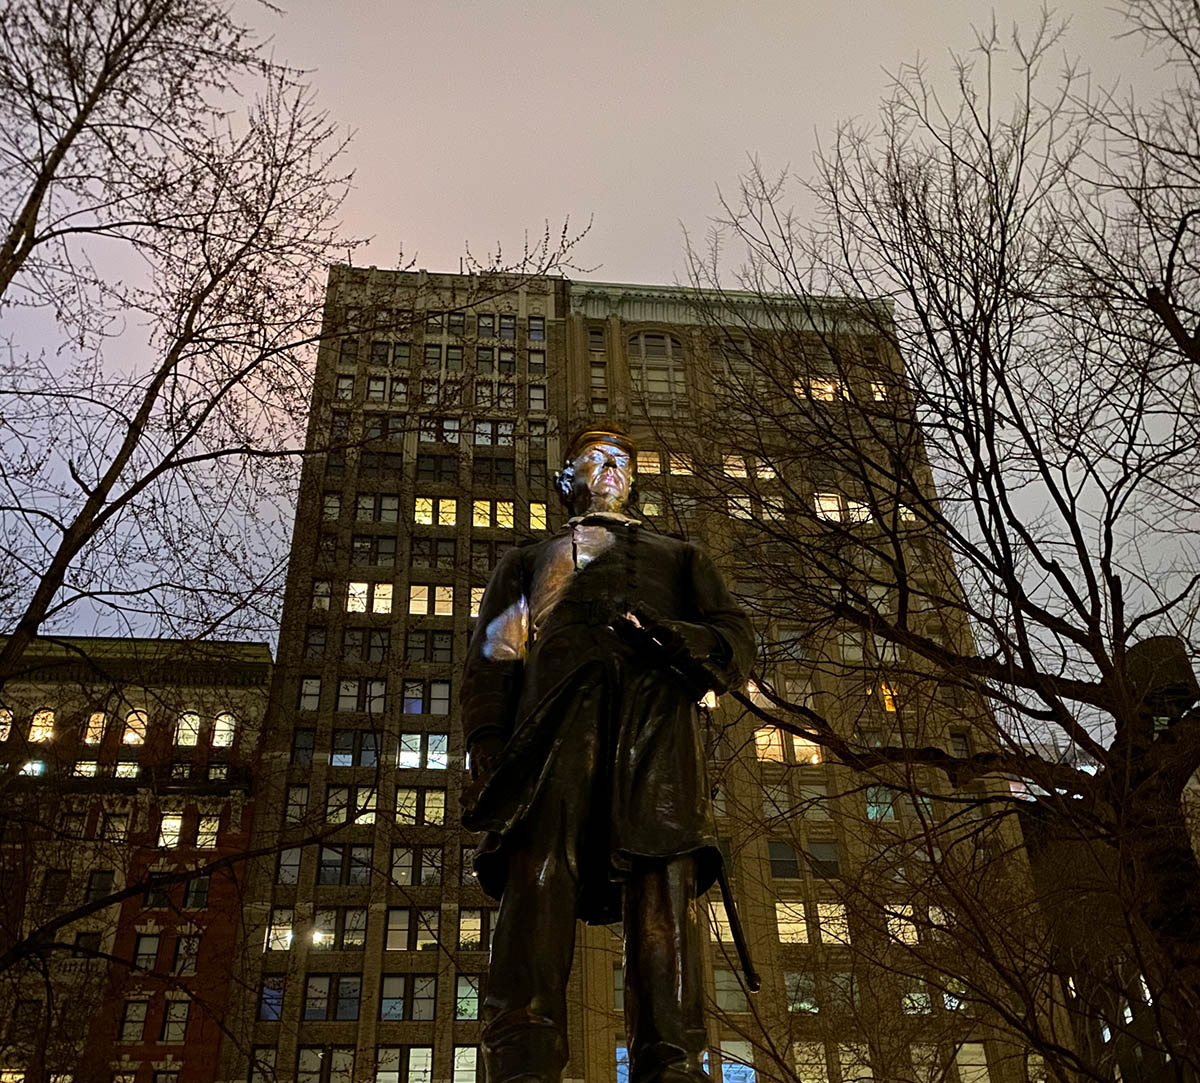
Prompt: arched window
<box><xmin>0</xmin><ymin>707</ymin><xmax>13</xmax><ymax>741</ymax></box>
<box><xmin>175</xmin><ymin>712</ymin><xmax>201</xmax><ymax>746</ymax></box>
<box><xmin>82</xmin><ymin>712</ymin><xmax>106</xmax><ymax>744</ymax></box>
<box><xmin>123</xmin><ymin>710</ymin><xmax>148</xmax><ymax>745</ymax></box>
<box><xmin>628</xmin><ymin>333</ymin><xmax>688</xmax><ymax>418</ymax></box>
<box><xmin>29</xmin><ymin>709</ymin><xmax>55</xmax><ymax>742</ymax></box>
<box><xmin>211</xmin><ymin>713</ymin><xmax>236</xmax><ymax>749</ymax></box>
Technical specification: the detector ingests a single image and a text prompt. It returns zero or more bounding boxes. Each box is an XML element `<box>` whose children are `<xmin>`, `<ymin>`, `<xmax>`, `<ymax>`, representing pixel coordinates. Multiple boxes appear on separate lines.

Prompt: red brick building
<box><xmin>0</xmin><ymin>636</ymin><xmax>271</xmax><ymax>1083</ymax></box>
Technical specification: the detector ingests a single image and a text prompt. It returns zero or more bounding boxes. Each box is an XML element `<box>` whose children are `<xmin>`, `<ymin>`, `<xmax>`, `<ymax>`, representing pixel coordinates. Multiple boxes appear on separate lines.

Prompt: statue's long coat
<box><xmin>459</xmin><ymin>517</ymin><xmax>754</xmax><ymax>924</ymax></box>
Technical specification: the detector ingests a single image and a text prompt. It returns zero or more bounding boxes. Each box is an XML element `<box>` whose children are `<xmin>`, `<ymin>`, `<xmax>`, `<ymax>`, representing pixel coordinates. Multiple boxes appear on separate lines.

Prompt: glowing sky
<box><xmin>257</xmin><ymin>0</ymin><xmax>1162</xmax><ymax>284</ymax></box>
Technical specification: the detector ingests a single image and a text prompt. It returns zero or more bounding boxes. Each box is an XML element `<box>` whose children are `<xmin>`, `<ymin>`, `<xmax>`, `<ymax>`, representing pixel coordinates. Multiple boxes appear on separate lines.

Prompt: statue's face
<box><xmin>571</xmin><ymin>440</ymin><xmax>633</xmax><ymax>511</ymax></box>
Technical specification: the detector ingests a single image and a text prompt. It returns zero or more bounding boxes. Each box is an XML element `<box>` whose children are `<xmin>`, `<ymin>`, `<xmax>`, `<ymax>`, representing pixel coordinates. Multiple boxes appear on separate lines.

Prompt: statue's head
<box><xmin>557</xmin><ymin>427</ymin><xmax>637</xmax><ymax>516</ymax></box>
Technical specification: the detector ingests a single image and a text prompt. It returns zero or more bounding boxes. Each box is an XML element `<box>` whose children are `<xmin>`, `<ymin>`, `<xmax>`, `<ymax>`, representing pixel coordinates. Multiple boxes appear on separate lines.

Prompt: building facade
<box><xmin>217</xmin><ymin>268</ymin><xmax>1058</xmax><ymax>1083</ymax></box>
<box><xmin>0</xmin><ymin>635</ymin><xmax>272</xmax><ymax>1083</ymax></box>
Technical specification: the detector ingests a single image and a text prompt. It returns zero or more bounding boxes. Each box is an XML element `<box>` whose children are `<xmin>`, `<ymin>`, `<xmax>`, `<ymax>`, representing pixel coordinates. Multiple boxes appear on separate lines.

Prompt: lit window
<box><xmin>197</xmin><ymin>815</ymin><xmax>220</xmax><ymax>848</ymax></box>
<box><xmin>414</xmin><ymin>497</ymin><xmax>434</xmax><ymax>525</ymax></box>
<box><xmin>212</xmin><ymin>712</ymin><xmax>236</xmax><ymax>747</ymax></box>
<box><xmin>29</xmin><ymin>709</ymin><xmax>54</xmax><ymax>742</ymax></box>
<box><xmin>803</xmin><ymin>377</ymin><xmax>843</xmax><ymax>401</ymax></box>
<box><xmin>709</xmin><ymin>899</ymin><xmax>733</xmax><ymax>941</ymax></box>
<box><xmin>123</xmin><ymin>710</ymin><xmax>147</xmax><ymax>745</ymax></box>
<box><xmin>496</xmin><ymin>502</ymin><xmax>514</xmax><ymax>529</ymax></box>
<box><xmin>347</xmin><ymin>582</ymin><xmax>369</xmax><ymax>612</ymax></box>
<box><xmin>816</xmin><ymin>902</ymin><xmax>849</xmax><ymax>943</ymax></box>
<box><xmin>753</xmin><ymin>727</ymin><xmax>785</xmax><ymax>762</ymax></box>
<box><xmin>792</xmin><ymin>735</ymin><xmax>822</xmax><ymax>765</ymax></box>
<box><xmin>409</xmin><ymin>585</ymin><xmax>428</xmax><ymax>615</ymax></box>
<box><xmin>473</xmin><ymin>500</ymin><xmax>490</xmax><ymax>527</ymax></box>
<box><xmin>266</xmin><ymin>908</ymin><xmax>293</xmax><ymax>951</ymax></box>
<box><xmin>82</xmin><ymin>712</ymin><xmax>105</xmax><ymax>744</ymax></box>
<box><xmin>755</xmin><ymin>461</ymin><xmax>776</xmax><ymax>479</ymax></box>
<box><xmin>159</xmin><ymin>813</ymin><xmax>183</xmax><ymax>848</ymax></box>
<box><xmin>470</xmin><ymin>587</ymin><xmax>485</xmax><ymax>617</ymax></box>
<box><xmin>637</xmin><ymin>450</ymin><xmax>661</xmax><ymax>474</ymax></box>
<box><xmin>838</xmin><ymin>1046</ymin><xmax>871</xmax><ymax>1083</ymax></box>
<box><xmin>719</xmin><ymin>1040</ymin><xmax>755</xmax><ymax>1082</ymax></box>
<box><xmin>845</xmin><ymin>500</ymin><xmax>871</xmax><ymax>523</ymax></box>
<box><xmin>74</xmin><ymin>761</ymin><xmax>97</xmax><ymax>776</ymax></box>
<box><xmin>955</xmin><ymin>1043</ymin><xmax>990</xmax><ymax>1083</ymax></box>
<box><xmin>888</xmin><ymin>904</ymin><xmax>919</xmax><ymax>944</ymax></box>
<box><xmin>724</xmin><ymin>455</ymin><xmax>747</xmax><ymax>478</ymax></box>
<box><xmin>312</xmin><ymin>580</ymin><xmax>332</xmax><ymax>609</ymax></box>
<box><xmin>434</xmin><ymin>586</ymin><xmax>454</xmax><ymax>615</ymax></box>
<box><xmin>668</xmin><ymin>453</ymin><xmax>692</xmax><ymax>475</ymax></box>
<box><xmin>175</xmin><ymin>712</ymin><xmax>200</xmax><ymax>746</ymax></box>
<box><xmin>373</xmin><ymin>584</ymin><xmax>393</xmax><ymax>614</ymax></box>
<box><xmin>877</xmin><ymin>682</ymin><xmax>898</xmax><ymax>712</ymax></box>
<box><xmin>866</xmin><ymin>785</ymin><xmax>896</xmax><ymax>821</ymax></box>
<box><xmin>728</xmin><ymin>497</ymin><xmax>753</xmax><ymax>520</ymax></box>
<box><xmin>871</xmin><ymin>381</ymin><xmax>888</xmax><ymax>400</ymax></box>
<box><xmin>814</xmin><ymin>492</ymin><xmax>842</xmax><ymax>521</ymax></box>
<box><xmin>529</xmin><ymin>502</ymin><xmax>547</xmax><ymax>530</ymax></box>
<box><xmin>20</xmin><ymin>760</ymin><xmax>45</xmax><ymax>776</ymax></box>
<box><xmin>0</xmin><ymin>708</ymin><xmax>11</xmax><ymax>740</ymax></box>
<box><xmin>775</xmin><ymin>901</ymin><xmax>808</xmax><ymax>943</ymax></box>
<box><xmin>114</xmin><ymin>761</ymin><xmax>139</xmax><ymax>778</ymax></box>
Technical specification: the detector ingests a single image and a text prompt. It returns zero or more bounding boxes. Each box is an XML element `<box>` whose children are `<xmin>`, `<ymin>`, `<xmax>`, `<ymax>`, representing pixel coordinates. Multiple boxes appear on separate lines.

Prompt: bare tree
<box><xmin>661</xmin><ymin>1</ymin><xmax>1200</xmax><ymax>1078</ymax></box>
<box><xmin>0</xmin><ymin>0</ymin><xmax>585</xmax><ymax>687</ymax></box>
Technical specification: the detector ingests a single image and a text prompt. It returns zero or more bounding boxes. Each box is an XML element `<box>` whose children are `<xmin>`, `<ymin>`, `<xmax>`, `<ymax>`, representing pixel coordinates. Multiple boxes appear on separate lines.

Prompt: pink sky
<box><xmin>256</xmin><ymin>0</ymin><xmax>1159</xmax><ymax>284</ymax></box>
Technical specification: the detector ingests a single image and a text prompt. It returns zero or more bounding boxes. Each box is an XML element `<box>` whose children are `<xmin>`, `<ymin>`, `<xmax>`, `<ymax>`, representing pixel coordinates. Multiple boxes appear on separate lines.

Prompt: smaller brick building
<box><xmin>0</xmin><ymin>636</ymin><xmax>272</xmax><ymax>1083</ymax></box>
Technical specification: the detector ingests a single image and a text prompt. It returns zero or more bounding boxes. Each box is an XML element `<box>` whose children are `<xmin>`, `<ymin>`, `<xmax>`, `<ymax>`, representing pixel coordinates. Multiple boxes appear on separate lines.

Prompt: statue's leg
<box><xmin>481</xmin><ymin>824</ymin><xmax>579</xmax><ymax>1082</ymax></box>
<box><xmin>623</xmin><ymin>855</ymin><xmax>709</xmax><ymax>1083</ymax></box>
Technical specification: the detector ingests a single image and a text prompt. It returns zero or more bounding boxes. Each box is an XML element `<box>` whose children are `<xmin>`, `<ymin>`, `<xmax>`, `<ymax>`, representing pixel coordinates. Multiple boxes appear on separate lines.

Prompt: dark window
<box><xmin>334</xmin><ymin>376</ymin><xmax>354</xmax><ymax>401</ymax></box>
<box><xmin>330</xmin><ymin>730</ymin><xmax>380</xmax><ymax>768</ymax></box>
<box><xmin>588</xmin><ymin>326</ymin><xmax>606</xmax><ymax>351</ymax></box>
<box><xmin>85</xmin><ymin>870</ymin><xmax>114</xmax><ymax>903</ymax></box>
<box><xmin>365</xmin><ymin>413</ymin><xmax>405</xmax><ymax>441</ymax></box>
<box><xmin>406</xmin><ymin>631</ymin><xmax>454</xmax><ymax>664</ymax></box>
<box><xmin>293</xmin><ymin>729</ymin><xmax>316</xmax><ymax>766</ymax></box>
<box><xmin>338</xmin><ymin>337</ymin><xmax>358</xmax><ymax>366</ymax></box>
<box><xmin>72</xmin><ymin>930</ymin><xmax>102</xmax><ymax>956</ymax></box>
<box><xmin>528</xmin><ymin>458</ymin><xmax>548</xmax><ymax>487</ymax></box>
<box><xmin>950</xmin><ymin>731</ymin><xmax>971</xmax><ymax>757</ymax></box>
<box><xmin>528</xmin><ymin>315</ymin><xmax>545</xmax><ymax>341</ymax></box>
<box><xmin>768</xmin><ymin>841</ymin><xmax>801</xmax><ymax>879</ymax></box>
<box><xmin>370</xmin><ymin>341</ymin><xmax>390</xmax><ymax>365</ymax></box>
<box><xmin>808</xmin><ymin>842</ymin><xmax>840</xmax><ymax>878</ymax></box>
<box><xmin>144</xmin><ymin>876</ymin><xmax>170</xmax><ymax>908</ymax></box>
<box><xmin>472</xmin><ymin>456</ymin><xmax>516</xmax><ymax>485</ymax></box>
<box><xmin>303</xmin><ymin>974</ymin><xmax>361</xmax><ymax>1021</ymax></box>
<box><xmin>446</xmin><ymin>344</ymin><xmax>464</xmax><ymax>370</ymax></box>
<box><xmin>498</xmin><ymin>314</ymin><xmax>516</xmax><ymax>341</ymax></box>
<box><xmin>330</xmin><ymin>412</ymin><xmax>351</xmax><ymax>439</ymax></box>
<box><xmin>359</xmin><ymin>451</ymin><xmax>403</xmax><ymax>478</ymax></box>
<box><xmin>342</xmin><ymin>628</ymin><xmax>390</xmax><ymax>662</ymax></box>
<box><xmin>184</xmin><ymin>876</ymin><xmax>210</xmax><ymax>908</ymax></box>
<box><xmin>424</xmin><ymin>311</ymin><xmax>443</xmax><ymax>334</ymax></box>
<box><xmin>416</xmin><ymin>454</ymin><xmax>458</xmax><ymax>483</ymax></box>
<box><xmin>447</xmin><ymin>311</ymin><xmax>465</xmax><ymax>335</ymax></box>
<box><xmin>476</xmin><ymin>346</ymin><xmax>494</xmax><ymax>373</ymax></box>
<box><xmin>277</xmin><ymin>848</ymin><xmax>302</xmax><ymax>885</ymax></box>
<box><xmin>41</xmin><ymin>868</ymin><xmax>70</xmax><ymax>903</ymax></box>
<box><xmin>304</xmin><ymin>626</ymin><xmax>326</xmax><ymax>659</ymax></box>
<box><xmin>317</xmin><ymin>845</ymin><xmax>373</xmax><ymax>886</ymax></box>
<box><xmin>393</xmin><ymin>343</ymin><xmax>411</xmax><ymax>367</ymax></box>
<box><xmin>528</xmin><ymin>349</ymin><xmax>546</xmax><ymax>375</ymax></box>
<box><xmin>411</xmin><ymin>537</ymin><xmax>457</xmax><ymax>569</ymax></box>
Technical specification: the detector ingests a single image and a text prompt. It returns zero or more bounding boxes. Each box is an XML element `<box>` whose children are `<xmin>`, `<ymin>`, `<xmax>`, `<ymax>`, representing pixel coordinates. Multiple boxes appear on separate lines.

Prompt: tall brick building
<box><xmin>0</xmin><ymin>636</ymin><xmax>272</xmax><ymax>1083</ymax></box>
<box><xmin>216</xmin><ymin>269</ymin><xmax>1058</xmax><ymax>1083</ymax></box>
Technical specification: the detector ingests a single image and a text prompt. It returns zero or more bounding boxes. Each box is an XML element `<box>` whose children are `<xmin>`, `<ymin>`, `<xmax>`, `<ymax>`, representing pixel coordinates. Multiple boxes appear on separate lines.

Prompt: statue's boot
<box><xmin>624</xmin><ymin>857</ymin><xmax>711</xmax><ymax>1083</ymax></box>
<box><xmin>481</xmin><ymin>1008</ymin><xmax>566</xmax><ymax>1083</ymax></box>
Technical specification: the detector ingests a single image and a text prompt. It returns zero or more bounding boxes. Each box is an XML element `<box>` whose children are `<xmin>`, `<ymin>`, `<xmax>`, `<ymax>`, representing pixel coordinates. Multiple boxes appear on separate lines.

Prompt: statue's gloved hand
<box><xmin>468</xmin><ymin>733</ymin><xmax>505</xmax><ymax>782</ymax></box>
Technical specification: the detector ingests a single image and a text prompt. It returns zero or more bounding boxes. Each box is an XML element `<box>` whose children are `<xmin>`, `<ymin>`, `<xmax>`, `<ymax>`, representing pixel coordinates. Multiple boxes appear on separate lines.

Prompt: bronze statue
<box><xmin>460</xmin><ymin>427</ymin><xmax>755</xmax><ymax>1083</ymax></box>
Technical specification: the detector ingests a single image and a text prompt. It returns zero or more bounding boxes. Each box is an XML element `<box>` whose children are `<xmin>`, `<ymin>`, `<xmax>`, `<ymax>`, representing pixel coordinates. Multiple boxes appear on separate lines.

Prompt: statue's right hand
<box><xmin>468</xmin><ymin>733</ymin><xmax>505</xmax><ymax>781</ymax></box>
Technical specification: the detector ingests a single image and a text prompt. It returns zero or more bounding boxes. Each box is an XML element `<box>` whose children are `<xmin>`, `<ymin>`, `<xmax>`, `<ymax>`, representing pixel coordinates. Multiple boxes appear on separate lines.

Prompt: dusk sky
<box><xmin>258</xmin><ymin>0</ymin><xmax>1161</xmax><ymax>285</ymax></box>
